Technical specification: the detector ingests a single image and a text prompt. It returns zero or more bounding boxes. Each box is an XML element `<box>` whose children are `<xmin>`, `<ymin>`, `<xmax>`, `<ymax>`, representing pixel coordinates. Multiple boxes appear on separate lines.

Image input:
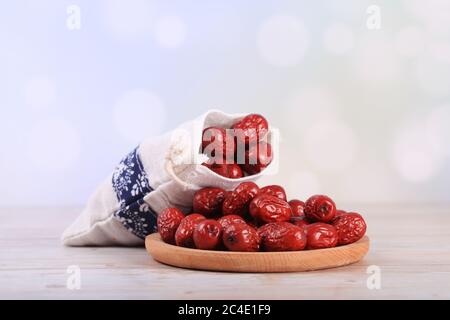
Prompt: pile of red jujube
<box><xmin>201</xmin><ymin>113</ymin><xmax>272</xmax><ymax>178</ymax></box>
<box><xmin>157</xmin><ymin>183</ymin><xmax>367</xmax><ymax>252</ymax></box>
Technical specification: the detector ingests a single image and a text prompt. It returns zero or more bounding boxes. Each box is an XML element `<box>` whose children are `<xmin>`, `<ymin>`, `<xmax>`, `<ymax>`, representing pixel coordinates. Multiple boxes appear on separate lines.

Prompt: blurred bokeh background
<box><xmin>1</xmin><ymin>0</ymin><xmax>449</xmax><ymax>206</ymax></box>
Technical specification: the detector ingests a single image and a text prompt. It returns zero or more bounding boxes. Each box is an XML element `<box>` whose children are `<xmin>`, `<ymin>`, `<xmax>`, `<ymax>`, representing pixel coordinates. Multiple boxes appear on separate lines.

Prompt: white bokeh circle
<box><xmin>113</xmin><ymin>89</ymin><xmax>167</xmax><ymax>143</ymax></box>
<box><xmin>323</xmin><ymin>23</ymin><xmax>354</xmax><ymax>55</ymax></box>
<box><xmin>24</xmin><ymin>76</ymin><xmax>56</xmax><ymax>111</ymax></box>
<box><xmin>395</xmin><ymin>26</ymin><xmax>426</xmax><ymax>57</ymax></box>
<box><xmin>288</xmin><ymin>171</ymin><xmax>321</xmax><ymax>200</ymax></box>
<box><xmin>303</xmin><ymin>119</ymin><xmax>358</xmax><ymax>172</ymax></box>
<box><xmin>154</xmin><ymin>15</ymin><xmax>187</xmax><ymax>49</ymax></box>
<box><xmin>100</xmin><ymin>0</ymin><xmax>154</xmax><ymax>38</ymax></box>
<box><xmin>392</xmin><ymin>118</ymin><xmax>443</xmax><ymax>182</ymax></box>
<box><xmin>27</xmin><ymin>117</ymin><xmax>81</xmax><ymax>172</ymax></box>
<box><xmin>257</xmin><ymin>15</ymin><xmax>309</xmax><ymax>67</ymax></box>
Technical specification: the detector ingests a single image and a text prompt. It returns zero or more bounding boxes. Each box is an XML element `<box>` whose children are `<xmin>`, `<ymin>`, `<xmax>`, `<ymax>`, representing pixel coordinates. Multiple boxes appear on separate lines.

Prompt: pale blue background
<box><xmin>1</xmin><ymin>0</ymin><xmax>449</xmax><ymax>206</ymax></box>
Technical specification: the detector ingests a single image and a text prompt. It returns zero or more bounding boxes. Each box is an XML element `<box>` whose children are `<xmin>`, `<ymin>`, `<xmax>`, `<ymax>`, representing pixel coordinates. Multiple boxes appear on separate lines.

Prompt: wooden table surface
<box><xmin>1</xmin><ymin>205</ymin><xmax>449</xmax><ymax>299</ymax></box>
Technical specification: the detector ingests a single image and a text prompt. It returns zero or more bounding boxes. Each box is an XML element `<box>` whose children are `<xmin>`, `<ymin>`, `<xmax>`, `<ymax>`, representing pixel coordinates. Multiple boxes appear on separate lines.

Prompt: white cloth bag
<box><xmin>62</xmin><ymin>110</ymin><xmax>274</xmax><ymax>246</ymax></box>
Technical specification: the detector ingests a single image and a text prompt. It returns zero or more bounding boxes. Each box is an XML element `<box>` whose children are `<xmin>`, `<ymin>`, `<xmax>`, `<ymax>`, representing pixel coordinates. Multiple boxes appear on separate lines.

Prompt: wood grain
<box><xmin>146</xmin><ymin>233</ymin><xmax>369</xmax><ymax>272</ymax></box>
<box><xmin>1</xmin><ymin>205</ymin><xmax>450</xmax><ymax>299</ymax></box>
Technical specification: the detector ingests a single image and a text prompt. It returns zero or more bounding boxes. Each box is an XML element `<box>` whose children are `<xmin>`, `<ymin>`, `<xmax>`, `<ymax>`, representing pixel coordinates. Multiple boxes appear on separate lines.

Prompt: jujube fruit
<box><xmin>175</xmin><ymin>214</ymin><xmax>206</xmax><ymax>248</ymax></box>
<box><xmin>232</xmin><ymin>113</ymin><xmax>269</xmax><ymax>146</ymax></box>
<box><xmin>222</xmin><ymin>223</ymin><xmax>260</xmax><ymax>252</ymax></box>
<box><xmin>202</xmin><ymin>161</ymin><xmax>243</xmax><ymax>179</ymax></box>
<box><xmin>222</xmin><ymin>182</ymin><xmax>259</xmax><ymax>216</ymax></box>
<box><xmin>157</xmin><ymin>207</ymin><xmax>185</xmax><ymax>244</ymax></box>
<box><xmin>242</xmin><ymin>141</ymin><xmax>273</xmax><ymax>175</ymax></box>
<box><xmin>306</xmin><ymin>223</ymin><xmax>338</xmax><ymax>249</ymax></box>
<box><xmin>304</xmin><ymin>195</ymin><xmax>336</xmax><ymax>223</ymax></box>
<box><xmin>249</xmin><ymin>194</ymin><xmax>292</xmax><ymax>224</ymax></box>
<box><xmin>193</xmin><ymin>219</ymin><xmax>223</xmax><ymax>250</ymax></box>
<box><xmin>289</xmin><ymin>199</ymin><xmax>305</xmax><ymax>218</ymax></box>
<box><xmin>201</xmin><ymin>127</ymin><xmax>235</xmax><ymax>161</ymax></box>
<box><xmin>217</xmin><ymin>214</ymin><xmax>246</xmax><ymax>231</ymax></box>
<box><xmin>193</xmin><ymin>187</ymin><xmax>226</xmax><ymax>217</ymax></box>
<box><xmin>258</xmin><ymin>222</ymin><xmax>306</xmax><ymax>251</ymax></box>
<box><xmin>332</xmin><ymin>212</ymin><xmax>367</xmax><ymax>245</ymax></box>
<box><xmin>259</xmin><ymin>185</ymin><xmax>287</xmax><ymax>201</ymax></box>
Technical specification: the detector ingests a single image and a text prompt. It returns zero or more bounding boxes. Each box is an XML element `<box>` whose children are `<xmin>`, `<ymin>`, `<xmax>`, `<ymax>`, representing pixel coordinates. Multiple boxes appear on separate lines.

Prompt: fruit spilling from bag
<box><xmin>157</xmin><ymin>182</ymin><xmax>367</xmax><ymax>252</ymax></box>
<box><xmin>201</xmin><ymin>113</ymin><xmax>272</xmax><ymax>178</ymax></box>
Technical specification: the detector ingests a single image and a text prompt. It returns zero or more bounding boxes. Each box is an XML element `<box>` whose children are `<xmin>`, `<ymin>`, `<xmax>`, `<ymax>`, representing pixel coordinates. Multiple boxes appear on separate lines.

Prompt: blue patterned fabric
<box><xmin>112</xmin><ymin>147</ymin><xmax>157</xmax><ymax>239</ymax></box>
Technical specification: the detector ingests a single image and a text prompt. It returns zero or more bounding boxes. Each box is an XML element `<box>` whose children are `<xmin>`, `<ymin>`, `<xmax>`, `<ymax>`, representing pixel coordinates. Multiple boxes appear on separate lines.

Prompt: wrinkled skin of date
<box><xmin>332</xmin><ymin>212</ymin><xmax>367</xmax><ymax>245</ymax></box>
<box><xmin>157</xmin><ymin>208</ymin><xmax>185</xmax><ymax>244</ymax></box>
<box><xmin>232</xmin><ymin>114</ymin><xmax>269</xmax><ymax>146</ymax></box>
<box><xmin>202</xmin><ymin>161</ymin><xmax>243</xmax><ymax>179</ymax></box>
<box><xmin>259</xmin><ymin>185</ymin><xmax>287</xmax><ymax>201</ymax></box>
<box><xmin>249</xmin><ymin>194</ymin><xmax>292</xmax><ymax>224</ymax></box>
<box><xmin>258</xmin><ymin>222</ymin><xmax>306</xmax><ymax>251</ymax></box>
<box><xmin>201</xmin><ymin>127</ymin><xmax>235</xmax><ymax>161</ymax></box>
<box><xmin>222</xmin><ymin>223</ymin><xmax>260</xmax><ymax>252</ymax></box>
<box><xmin>242</xmin><ymin>141</ymin><xmax>272</xmax><ymax>175</ymax></box>
<box><xmin>222</xmin><ymin>182</ymin><xmax>259</xmax><ymax>216</ymax></box>
<box><xmin>306</xmin><ymin>223</ymin><xmax>338</xmax><ymax>249</ymax></box>
<box><xmin>217</xmin><ymin>214</ymin><xmax>246</xmax><ymax>231</ymax></box>
<box><xmin>193</xmin><ymin>219</ymin><xmax>223</xmax><ymax>250</ymax></box>
<box><xmin>289</xmin><ymin>199</ymin><xmax>305</xmax><ymax>218</ymax></box>
<box><xmin>193</xmin><ymin>187</ymin><xmax>226</xmax><ymax>217</ymax></box>
<box><xmin>175</xmin><ymin>214</ymin><xmax>206</xmax><ymax>248</ymax></box>
<box><xmin>304</xmin><ymin>195</ymin><xmax>336</xmax><ymax>223</ymax></box>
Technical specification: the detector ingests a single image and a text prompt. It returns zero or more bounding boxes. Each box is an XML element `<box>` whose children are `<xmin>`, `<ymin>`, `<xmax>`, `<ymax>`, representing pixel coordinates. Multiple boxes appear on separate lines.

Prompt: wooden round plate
<box><xmin>145</xmin><ymin>233</ymin><xmax>370</xmax><ymax>273</ymax></box>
